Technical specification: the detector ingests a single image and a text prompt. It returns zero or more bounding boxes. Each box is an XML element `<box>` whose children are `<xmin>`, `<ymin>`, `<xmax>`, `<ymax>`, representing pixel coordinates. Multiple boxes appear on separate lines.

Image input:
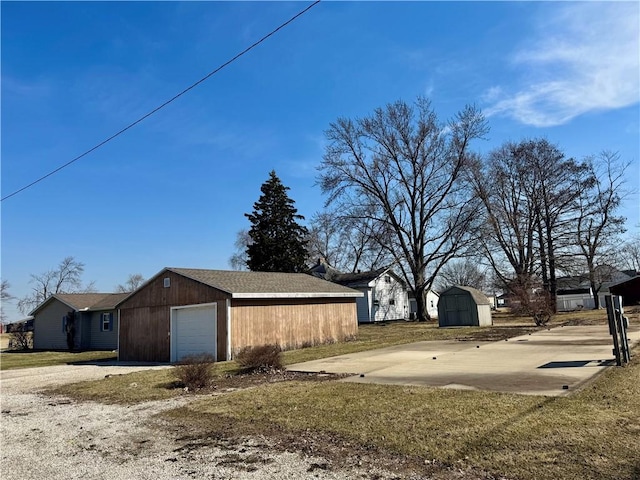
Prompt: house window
<box><xmin>389</xmin><ymin>299</ymin><xmax>395</xmax><ymax>306</ymax></box>
<box><xmin>101</xmin><ymin>313</ymin><xmax>113</xmax><ymax>332</ymax></box>
<box><xmin>62</xmin><ymin>316</ymin><xmax>67</xmax><ymax>333</ymax></box>
<box><xmin>163</xmin><ymin>277</ymin><xmax>171</xmax><ymax>288</ymax></box>
<box><xmin>384</xmin><ymin>275</ymin><xmax>391</xmax><ymax>283</ymax></box>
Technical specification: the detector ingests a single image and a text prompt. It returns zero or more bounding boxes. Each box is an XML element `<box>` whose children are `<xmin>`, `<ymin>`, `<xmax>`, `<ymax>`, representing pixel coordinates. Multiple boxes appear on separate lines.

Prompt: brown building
<box><xmin>116</xmin><ymin>267</ymin><xmax>362</xmax><ymax>362</ymax></box>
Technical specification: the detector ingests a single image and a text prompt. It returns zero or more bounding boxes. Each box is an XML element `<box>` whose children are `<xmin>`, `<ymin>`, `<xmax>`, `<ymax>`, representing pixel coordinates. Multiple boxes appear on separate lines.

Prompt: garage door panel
<box><xmin>172</xmin><ymin>304</ymin><xmax>217</xmax><ymax>362</ymax></box>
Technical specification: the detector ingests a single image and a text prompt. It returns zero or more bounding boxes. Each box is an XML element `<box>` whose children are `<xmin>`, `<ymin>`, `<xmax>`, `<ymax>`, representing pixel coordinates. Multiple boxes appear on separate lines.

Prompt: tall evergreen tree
<box><xmin>245</xmin><ymin>171</ymin><xmax>309</xmax><ymax>272</ymax></box>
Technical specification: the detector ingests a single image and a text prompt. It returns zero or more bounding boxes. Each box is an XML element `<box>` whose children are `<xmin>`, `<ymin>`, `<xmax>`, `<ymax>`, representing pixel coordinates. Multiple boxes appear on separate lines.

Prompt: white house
<box><xmin>309</xmin><ymin>260</ymin><xmax>439</xmax><ymax>323</ymax></box>
<box><xmin>327</xmin><ymin>268</ymin><xmax>408</xmax><ymax>323</ymax></box>
<box><xmin>408</xmin><ymin>290</ymin><xmax>440</xmax><ymax>320</ymax></box>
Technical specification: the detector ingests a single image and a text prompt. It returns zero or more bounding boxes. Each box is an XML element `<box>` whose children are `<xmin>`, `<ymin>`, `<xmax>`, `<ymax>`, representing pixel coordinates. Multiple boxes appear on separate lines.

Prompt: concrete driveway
<box><xmin>288</xmin><ymin>324</ymin><xmax>640</xmax><ymax>396</ymax></box>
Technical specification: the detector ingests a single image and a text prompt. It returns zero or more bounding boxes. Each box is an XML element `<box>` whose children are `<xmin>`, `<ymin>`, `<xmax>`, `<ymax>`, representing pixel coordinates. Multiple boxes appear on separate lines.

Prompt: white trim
<box><xmin>226</xmin><ymin>299</ymin><xmax>232</xmax><ymax>361</ymax></box>
<box><xmin>231</xmin><ymin>292</ymin><xmax>363</xmax><ymax>299</ymax></box>
<box><xmin>170</xmin><ymin>302</ymin><xmax>218</xmax><ymax>363</ymax></box>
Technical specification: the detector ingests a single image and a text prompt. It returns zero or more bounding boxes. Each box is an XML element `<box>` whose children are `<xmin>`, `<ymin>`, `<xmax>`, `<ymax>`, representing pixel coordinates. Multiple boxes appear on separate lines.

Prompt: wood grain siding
<box><xmin>230</xmin><ymin>298</ymin><xmax>357</xmax><ymax>354</ymax></box>
<box><xmin>118</xmin><ymin>271</ymin><xmax>230</xmax><ymax>362</ymax></box>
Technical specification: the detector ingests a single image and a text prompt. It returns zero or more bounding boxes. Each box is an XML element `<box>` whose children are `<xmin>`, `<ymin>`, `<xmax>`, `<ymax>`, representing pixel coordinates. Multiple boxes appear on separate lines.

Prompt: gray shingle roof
<box><xmin>442</xmin><ymin>286</ymin><xmax>491</xmax><ymax>305</ymax></box>
<box><xmin>167</xmin><ymin>268</ymin><xmax>363</xmax><ymax>298</ymax></box>
<box><xmin>31</xmin><ymin>292</ymin><xmax>129</xmax><ymax>315</ymax></box>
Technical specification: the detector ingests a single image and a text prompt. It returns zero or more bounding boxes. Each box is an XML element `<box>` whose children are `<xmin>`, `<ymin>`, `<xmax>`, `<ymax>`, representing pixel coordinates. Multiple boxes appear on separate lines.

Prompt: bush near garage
<box><xmin>235</xmin><ymin>344</ymin><xmax>283</xmax><ymax>373</ymax></box>
<box><xmin>174</xmin><ymin>353</ymin><xmax>216</xmax><ymax>390</ymax></box>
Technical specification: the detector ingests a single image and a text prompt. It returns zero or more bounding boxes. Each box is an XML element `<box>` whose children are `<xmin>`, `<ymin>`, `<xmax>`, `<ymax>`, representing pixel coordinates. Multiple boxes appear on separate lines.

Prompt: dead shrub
<box><xmin>9</xmin><ymin>328</ymin><xmax>32</xmax><ymax>350</ymax></box>
<box><xmin>235</xmin><ymin>344</ymin><xmax>283</xmax><ymax>373</ymax></box>
<box><xmin>174</xmin><ymin>353</ymin><xmax>216</xmax><ymax>390</ymax></box>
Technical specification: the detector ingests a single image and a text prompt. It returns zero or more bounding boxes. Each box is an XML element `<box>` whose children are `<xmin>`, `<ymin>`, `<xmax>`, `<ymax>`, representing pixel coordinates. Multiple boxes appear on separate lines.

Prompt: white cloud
<box><xmin>484</xmin><ymin>2</ymin><xmax>639</xmax><ymax>127</ymax></box>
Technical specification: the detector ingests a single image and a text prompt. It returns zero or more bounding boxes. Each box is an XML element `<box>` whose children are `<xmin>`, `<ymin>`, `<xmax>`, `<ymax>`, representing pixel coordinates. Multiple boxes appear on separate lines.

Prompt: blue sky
<box><xmin>2</xmin><ymin>1</ymin><xmax>639</xmax><ymax>322</ymax></box>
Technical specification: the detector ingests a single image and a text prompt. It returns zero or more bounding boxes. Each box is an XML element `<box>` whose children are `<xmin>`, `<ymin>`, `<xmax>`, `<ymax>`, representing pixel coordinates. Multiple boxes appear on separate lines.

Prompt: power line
<box><xmin>1</xmin><ymin>0</ymin><xmax>321</xmax><ymax>202</ymax></box>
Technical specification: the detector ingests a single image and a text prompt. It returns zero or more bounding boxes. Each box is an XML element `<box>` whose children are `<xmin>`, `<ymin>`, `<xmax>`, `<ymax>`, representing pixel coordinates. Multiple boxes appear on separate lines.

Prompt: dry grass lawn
<box><xmin>48</xmin><ymin>309</ymin><xmax>640</xmax><ymax>480</ymax></box>
<box><xmin>0</xmin><ymin>350</ymin><xmax>117</xmax><ymax>371</ymax></box>
<box><xmin>166</xmin><ymin>346</ymin><xmax>640</xmax><ymax>480</ymax></box>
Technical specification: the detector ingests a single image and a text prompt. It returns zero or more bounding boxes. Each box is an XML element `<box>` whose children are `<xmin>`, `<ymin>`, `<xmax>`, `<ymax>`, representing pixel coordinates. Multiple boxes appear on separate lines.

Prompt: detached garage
<box><xmin>438</xmin><ymin>286</ymin><xmax>493</xmax><ymax>327</ymax></box>
<box><xmin>116</xmin><ymin>267</ymin><xmax>362</xmax><ymax>363</ymax></box>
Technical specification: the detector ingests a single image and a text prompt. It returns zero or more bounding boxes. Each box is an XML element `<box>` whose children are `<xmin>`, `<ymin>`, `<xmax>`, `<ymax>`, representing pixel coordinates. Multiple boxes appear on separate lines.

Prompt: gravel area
<box><xmin>0</xmin><ymin>365</ymin><xmax>425</xmax><ymax>480</ymax></box>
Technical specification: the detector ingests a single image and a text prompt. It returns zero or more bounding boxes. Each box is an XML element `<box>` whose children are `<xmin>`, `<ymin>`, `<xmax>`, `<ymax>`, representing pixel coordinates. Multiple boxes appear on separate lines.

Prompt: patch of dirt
<box><xmin>156</xmin><ymin>404</ymin><xmax>505</xmax><ymax>480</ymax></box>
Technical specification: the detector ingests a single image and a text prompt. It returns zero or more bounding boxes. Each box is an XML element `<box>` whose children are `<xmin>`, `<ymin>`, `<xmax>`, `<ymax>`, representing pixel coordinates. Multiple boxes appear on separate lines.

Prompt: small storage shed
<box><xmin>116</xmin><ymin>267</ymin><xmax>363</xmax><ymax>363</ymax></box>
<box><xmin>437</xmin><ymin>286</ymin><xmax>492</xmax><ymax>327</ymax></box>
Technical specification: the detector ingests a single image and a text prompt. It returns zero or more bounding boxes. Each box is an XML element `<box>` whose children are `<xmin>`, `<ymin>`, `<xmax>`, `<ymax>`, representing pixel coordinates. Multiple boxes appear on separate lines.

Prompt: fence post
<box><xmin>605</xmin><ymin>295</ymin><xmax>622</xmax><ymax>366</ymax></box>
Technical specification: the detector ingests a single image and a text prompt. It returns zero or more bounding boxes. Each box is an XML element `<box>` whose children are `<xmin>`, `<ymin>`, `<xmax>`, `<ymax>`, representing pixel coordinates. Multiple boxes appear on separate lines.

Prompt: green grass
<box><xmin>0</xmin><ymin>350</ymin><xmax>117</xmax><ymax>370</ymax></box>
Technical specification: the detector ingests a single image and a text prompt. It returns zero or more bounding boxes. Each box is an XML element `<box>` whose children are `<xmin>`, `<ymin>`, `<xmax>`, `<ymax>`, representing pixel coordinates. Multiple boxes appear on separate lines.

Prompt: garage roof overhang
<box><xmin>231</xmin><ymin>291</ymin><xmax>364</xmax><ymax>299</ymax></box>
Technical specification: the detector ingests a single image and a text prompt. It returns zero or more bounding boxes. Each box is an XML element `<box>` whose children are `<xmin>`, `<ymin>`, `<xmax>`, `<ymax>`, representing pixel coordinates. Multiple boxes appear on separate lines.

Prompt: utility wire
<box><xmin>1</xmin><ymin>0</ymin><xmax>321</xmax><ymax>202</ymax></box>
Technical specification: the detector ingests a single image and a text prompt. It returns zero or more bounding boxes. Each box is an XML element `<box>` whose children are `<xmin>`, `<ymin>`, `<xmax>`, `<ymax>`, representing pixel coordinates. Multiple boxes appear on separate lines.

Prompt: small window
<box><xmin>163</xmin><ymin>277</ymin><xmax>171</xmax><ymax>288</ymax></box>
<box><xmin>101</xmin><ymin>313</ymin><xmax>112</xmax><ymax>332</ymax></box>
<box><xmin>389</xmin><ymin>298</ymin><xmax>395</xmax><ymax>306</ymax></box>
<box><xmin>62</xmin><ymin>316</ymin><xmax>67</xmax><ymax>333</ymax></box>
<box><xmin>384</xmin><ymin>275</ymin><xmax>391</xmax><ymax>283</ymax></box>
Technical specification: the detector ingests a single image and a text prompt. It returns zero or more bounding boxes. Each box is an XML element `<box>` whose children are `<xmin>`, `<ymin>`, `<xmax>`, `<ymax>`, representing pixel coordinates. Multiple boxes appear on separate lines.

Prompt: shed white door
<box><xmin>171</xmin><ymin>303</ymin><xmax>217</xmax><ymax>362</ymax></box>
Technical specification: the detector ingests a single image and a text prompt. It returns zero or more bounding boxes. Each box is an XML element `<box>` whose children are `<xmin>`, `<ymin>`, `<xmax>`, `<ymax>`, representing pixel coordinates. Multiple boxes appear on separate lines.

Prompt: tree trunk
<box><xmin>414</xmin><ymin>285</ymin><xmax>432</xmax><ymax>322</ymax></box>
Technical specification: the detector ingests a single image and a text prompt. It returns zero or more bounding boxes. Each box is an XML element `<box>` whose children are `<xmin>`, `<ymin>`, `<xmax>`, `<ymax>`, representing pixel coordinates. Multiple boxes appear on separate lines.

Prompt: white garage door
<box><xmin>171</xmin><ymin>303</ymin><xmax>217</xmax><ymax>362</ymax></box>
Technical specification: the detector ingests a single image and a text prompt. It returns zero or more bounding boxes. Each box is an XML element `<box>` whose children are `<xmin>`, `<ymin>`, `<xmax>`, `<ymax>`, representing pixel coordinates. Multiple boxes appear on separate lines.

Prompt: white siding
<box><xmin>373</xmin><ymin>275</ymin><xmax>407</xmax><ymax>322</ymax></box>
<box><xmin>425</xmin><ymin>291</ymin><xmax>439</xmax><ymax>319</ymax></box>
<box><xmin>557</xmin><ymin>294</ymin><xmax>595</xmax><ymax>311</ymax></box>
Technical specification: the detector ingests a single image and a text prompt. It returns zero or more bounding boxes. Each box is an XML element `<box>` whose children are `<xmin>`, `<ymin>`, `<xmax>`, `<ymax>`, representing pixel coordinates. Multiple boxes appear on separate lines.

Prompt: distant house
<box><xmin>556</xmin><ymin>268</ymin><xmax>636</xmax><ymax>311</ymax></box>
<box><xmin>309</xmin><ymin>260</ymin><xmax>436</xmax><ymax>322</ymax></box>
<box><xmin>116</xmin><ymin>267</ymin><xmax>362</xmax><ymax>363</ymax></box>
<box><xmin>30</xmin><ymin>293</ymin><xmax>129</xmax><ymax>350</ymax></box>
<box><xmin>438</xmin><ymin>286</ymin><xmax>493</xmax><ymax>327</ymax></box>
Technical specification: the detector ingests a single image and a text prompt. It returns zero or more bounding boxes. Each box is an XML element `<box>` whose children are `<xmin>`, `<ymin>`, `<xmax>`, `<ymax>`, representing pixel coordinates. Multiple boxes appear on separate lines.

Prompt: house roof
<box><xmin>441</xmin><ymin>285</ymin><xmax>491</xmax><ymax>305</ymax></box>
<box><xmin>164</xmin><ymin>268</ymin><xmax>364</xmax><ymax>298</ymax></box>
<box><xmin>30</xmin><ymin>292</ymin><xmax>129</xmax><ymax>315</ymax></box>
<box><xmin>331</xmin><ymin>267</ymin><xmax>390</xmax><ymax>288</ymax></box>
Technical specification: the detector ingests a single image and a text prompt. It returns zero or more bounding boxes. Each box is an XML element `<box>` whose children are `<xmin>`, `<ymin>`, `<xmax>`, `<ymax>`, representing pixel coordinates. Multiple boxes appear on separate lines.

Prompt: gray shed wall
<box><xmin>437</xmin><ymin>287</ymin><xmax>492</xmax><ymax>327</ymax></box>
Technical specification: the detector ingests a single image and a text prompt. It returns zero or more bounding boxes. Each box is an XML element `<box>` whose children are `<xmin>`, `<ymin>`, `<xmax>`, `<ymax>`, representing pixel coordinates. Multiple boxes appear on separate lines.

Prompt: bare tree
<box><xmin>574</xmin><ymin>151</ymin><xmax>628</xmax><ymax>308</ymax></box>
<box><xmin>525</xmin><ymin>139</ymin><xmax>591</xmax><ymax>311</ymax></box>
<box><xmin>319</xmin><ymin>97</ymin><xmax>488</xmax><ymax>321</ymax></box>
<box><xmin>436</xmin><ymin>259</ymin><xmax>487</xmax><ymax>291</ymax></box>
<box><xmin>620</xmin><ymin>234</ymin><xmax>640</xmax><ymax>272</ymax></box>
<box><xmin>17</xmin><ymin>257</ymin><xmax>96</xmax><ymax>314</ymax></box>
<box><xmin>1</xmin><ymin>280</ymin><xmax>15</xmax><ymax>324</ymax></box>
<box><xmin>228</xmin><ymin>229</ymin><xmax>251</xmax><ymax>271</ymax></box>
<box><xmin>307</xmin><ymin>210</ymin><xmax>391</xmax><ymax>273</ymax></box>
<box><xmin>470</xmin><ymin>139</ymin><xmax>590</xmax><ymax>314</ymax></box>
<box><xmin>468</xmin><ymin>143</ymin><xmax>539</xmax><ymax>299</ymax></box>
<box><xmin>115</xmin><ymin>273</ymin><xmax>146</xmax><ymax>293</ymax></box>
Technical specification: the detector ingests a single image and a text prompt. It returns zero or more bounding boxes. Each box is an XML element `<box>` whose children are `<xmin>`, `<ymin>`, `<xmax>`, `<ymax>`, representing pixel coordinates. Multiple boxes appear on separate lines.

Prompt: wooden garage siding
<box><xmin>230</xmin><ymin>297</ymin><xmax>357</xmax><ymax>354</ymax></box>
<box><xmin>118</xmin><ymin>271</ymin><xmax>229</xmax><ymax>362</ymax></box>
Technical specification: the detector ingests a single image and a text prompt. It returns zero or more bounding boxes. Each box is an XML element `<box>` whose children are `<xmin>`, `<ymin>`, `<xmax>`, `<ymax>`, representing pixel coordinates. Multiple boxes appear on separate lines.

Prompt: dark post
<box><xmin>605</xmin><ymin>295</ymin><xmax>622</xmax><ymax>366</ymax></box>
